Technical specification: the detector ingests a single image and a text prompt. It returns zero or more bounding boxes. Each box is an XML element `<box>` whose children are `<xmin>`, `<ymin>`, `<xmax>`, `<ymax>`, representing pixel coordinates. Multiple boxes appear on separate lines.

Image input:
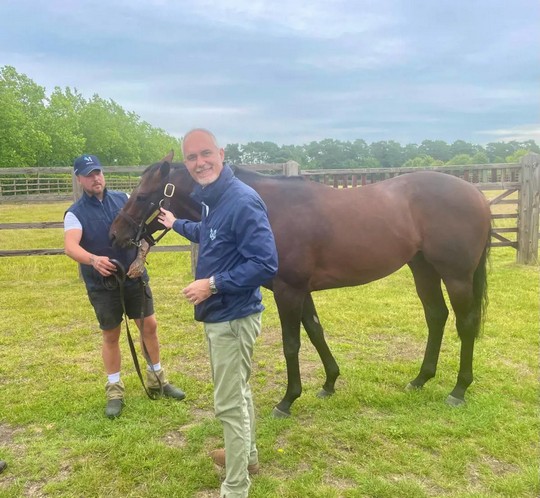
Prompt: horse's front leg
<box><xmin>302</xmin><ymin>293</ymin><xmax>340</xmax><ymax>398</ymax></box>
<box><xmin>272</xmin><ymin>283</ymin><xmax>306</xmax><ymax>418</ymax></box>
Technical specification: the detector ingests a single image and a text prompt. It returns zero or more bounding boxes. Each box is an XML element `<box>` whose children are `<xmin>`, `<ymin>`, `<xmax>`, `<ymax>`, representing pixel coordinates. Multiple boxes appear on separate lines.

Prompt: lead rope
<box><xmin>107</xmin><ymin>260</ymin><xmax>163</xmax><ymax>399</ymax></box>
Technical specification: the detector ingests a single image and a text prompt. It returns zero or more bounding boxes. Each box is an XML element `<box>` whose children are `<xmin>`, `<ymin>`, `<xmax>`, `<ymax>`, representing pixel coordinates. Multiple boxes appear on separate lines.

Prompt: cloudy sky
<box><xmin>1</xmin><ymin>0</ymin><xmax>538</xmax><ymax>147</ymax></box>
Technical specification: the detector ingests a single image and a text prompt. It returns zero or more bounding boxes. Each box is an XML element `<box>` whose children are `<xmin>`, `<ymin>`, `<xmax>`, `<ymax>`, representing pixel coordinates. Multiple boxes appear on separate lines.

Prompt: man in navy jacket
<box><xmin>159</xmin><ymin>129</ymin><xmax>278</xmax><ymax>498</ymax></box>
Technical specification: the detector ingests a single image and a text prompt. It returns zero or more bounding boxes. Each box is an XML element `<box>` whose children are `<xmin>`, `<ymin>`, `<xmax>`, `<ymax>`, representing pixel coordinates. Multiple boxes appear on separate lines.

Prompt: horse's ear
<box><xmin>161</xmin><ymin>150</ymin><xmax>174</xmax><ymax>163</ymax></box>
<box><xmin>159</xmin><ymin>150</ymin><xmax>174</xmax><ymax>178</ymax></box>
<box><xmin>159</xmin><ymin>160</ymin><xmax>171</xmax><ymax>178</ymax></box>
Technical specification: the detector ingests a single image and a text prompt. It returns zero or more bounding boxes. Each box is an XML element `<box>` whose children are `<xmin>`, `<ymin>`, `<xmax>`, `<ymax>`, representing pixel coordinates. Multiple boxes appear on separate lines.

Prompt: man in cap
<box><xmin>64</xmin><ymin>155</ymin><xmax>185</xmax><ymax>418</ymax></box>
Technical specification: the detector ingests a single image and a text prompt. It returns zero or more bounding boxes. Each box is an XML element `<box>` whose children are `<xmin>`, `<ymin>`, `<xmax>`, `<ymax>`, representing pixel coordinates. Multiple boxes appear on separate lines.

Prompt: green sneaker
<box><xmin>147</xmin><ymin>369</ymin><xmax>186</xmax><ymax>400</ymax></box>
<box><xmin>105</xmin><ymin>398</ymin><xmax>124</xmax><ymax>418</ymax></box>
<box><xmin>158</xmin><ymin>383</ymin><xmax>186</xmax><ymax>400</ymax></box>
<box><xmin>105</xmin><ymin>380</ymin><xmax>125</xmax><ymax>419</ymax></box>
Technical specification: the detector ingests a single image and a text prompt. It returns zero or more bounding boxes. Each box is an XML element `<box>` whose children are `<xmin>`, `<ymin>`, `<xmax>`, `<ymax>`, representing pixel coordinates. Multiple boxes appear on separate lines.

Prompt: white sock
<box><xmin>108</xmin><ymin>372</ymin><xmax>121</xmax><ymax>384</ymax></box>
<box><xmin>147</xmin><ymin>362</ymin><xmax>161</xmax><ymax>372</ymax></box>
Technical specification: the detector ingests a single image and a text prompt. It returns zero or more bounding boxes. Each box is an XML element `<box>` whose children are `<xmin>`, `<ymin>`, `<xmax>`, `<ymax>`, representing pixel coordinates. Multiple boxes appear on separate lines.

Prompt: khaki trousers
<box><xmin>204</xmin><ymin>313</ymin><xmax>261</xmax><ymax>498</ymax></box>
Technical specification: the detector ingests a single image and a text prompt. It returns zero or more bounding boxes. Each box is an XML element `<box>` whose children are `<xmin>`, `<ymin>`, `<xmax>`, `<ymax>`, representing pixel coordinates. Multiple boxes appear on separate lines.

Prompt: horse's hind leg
<box><xmin>443</xmin><ymin>277</ymin><xmax>480</xmax><ymax>406</ymax></box>
<box><xmin>407</xmin><ymin>254</ymin><xmax>449</xmax><ymax>391</ymax></box>
<box><xmin>301</xmin><ymin>293</ymin><xmax>340</xmax><ymax>399</ymax></box>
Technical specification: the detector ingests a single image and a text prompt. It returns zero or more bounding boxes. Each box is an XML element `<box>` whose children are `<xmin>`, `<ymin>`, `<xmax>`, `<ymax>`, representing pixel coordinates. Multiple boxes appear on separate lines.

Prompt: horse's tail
<box><xmin>472</xmin><ymin>227</ymin><xmax>491</xmax><ymax>338</ymax></box>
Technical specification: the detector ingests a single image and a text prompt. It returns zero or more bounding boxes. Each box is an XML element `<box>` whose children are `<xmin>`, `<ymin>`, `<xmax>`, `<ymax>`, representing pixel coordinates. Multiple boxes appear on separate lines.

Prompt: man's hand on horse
<box><xmin>158</xmin><ymin>208</ymin><xmax>176</xmax><ymax>229</ymax></box>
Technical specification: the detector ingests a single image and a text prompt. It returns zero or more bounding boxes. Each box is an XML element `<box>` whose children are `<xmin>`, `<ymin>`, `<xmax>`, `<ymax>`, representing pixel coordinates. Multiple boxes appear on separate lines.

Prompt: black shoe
<box><xmin>0</xmin><ymin>461</ymin><xmax>7</xmax><ymax>474</ymax></box>
<box><xmin>150</xmin><ymin>383</ymin><xmax>186</xmax><ymax>400</ymax></box>
<box><xmin>105</xmin><ymin>398</ymin><xmax>124</xmax><ymax>418</ymax></box>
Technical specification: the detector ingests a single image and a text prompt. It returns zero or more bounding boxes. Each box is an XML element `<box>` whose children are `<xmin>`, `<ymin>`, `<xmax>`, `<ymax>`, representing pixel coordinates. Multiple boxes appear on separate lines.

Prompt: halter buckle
<box><xmin>164</xmin><ymin>183</ymin><xmax>175</xmax><ymax>198</ymax></box>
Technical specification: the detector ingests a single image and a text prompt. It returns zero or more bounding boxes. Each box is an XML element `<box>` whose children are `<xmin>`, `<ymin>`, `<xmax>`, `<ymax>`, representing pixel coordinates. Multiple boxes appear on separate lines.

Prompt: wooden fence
<box><xmin>0</xmin><ymin>155</ymin><xmax>538</xmax><ymax>264</ymax></box>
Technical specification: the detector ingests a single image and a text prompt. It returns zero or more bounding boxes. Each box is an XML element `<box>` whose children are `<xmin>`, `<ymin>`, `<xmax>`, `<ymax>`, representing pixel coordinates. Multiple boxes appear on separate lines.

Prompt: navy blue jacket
<box><xmin>66</xmin><ymin>189</ymin><xmax>149</xmax><ymax>291</ymax></box>
<box><xmin>172</xmin><ymin>164</ymin><xmax>278</xmax><ymax>323</ymax></box>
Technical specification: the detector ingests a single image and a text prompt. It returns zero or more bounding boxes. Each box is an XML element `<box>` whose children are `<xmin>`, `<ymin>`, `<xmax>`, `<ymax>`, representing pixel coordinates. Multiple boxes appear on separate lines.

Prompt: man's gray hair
<box><xmin>181</xmin><ymin>128</ymin><xmax>220</xmax><ymax>155</ymax></box>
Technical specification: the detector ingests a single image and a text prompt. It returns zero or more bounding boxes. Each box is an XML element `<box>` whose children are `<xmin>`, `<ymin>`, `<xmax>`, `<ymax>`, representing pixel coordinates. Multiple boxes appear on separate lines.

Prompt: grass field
<box><xmin>0</xmin><ymin>202</ymin><xmax>538</xmax><ymax>497</ymax></box>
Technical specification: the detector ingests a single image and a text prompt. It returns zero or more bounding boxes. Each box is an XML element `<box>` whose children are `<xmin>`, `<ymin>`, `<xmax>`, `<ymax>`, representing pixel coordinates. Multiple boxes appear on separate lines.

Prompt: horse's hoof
<box><xmin>316</xmin><ymin>388</ymin><xmax>334</xmax><ymax>399</ymax></box>
<box><xmin>272</xmin><ymin>406</ymin><xmax>291</xmax><ymax>418</ymax></box>
<box><xmin>446</xmin><ymin>395</ymin><xmax>465</xmax><ymax>407</ymax></box>
<box><xmin>405</xmin><ymin>382</ymin><xmax>422</xmax><ymax>391</ymax></box>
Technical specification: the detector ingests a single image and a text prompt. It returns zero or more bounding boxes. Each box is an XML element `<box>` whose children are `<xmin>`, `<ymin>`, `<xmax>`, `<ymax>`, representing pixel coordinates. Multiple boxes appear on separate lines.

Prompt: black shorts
<box><xmin>87</xmin><ymin>282</ymin><xmax>155</xmax><ymax>330</ymax></box>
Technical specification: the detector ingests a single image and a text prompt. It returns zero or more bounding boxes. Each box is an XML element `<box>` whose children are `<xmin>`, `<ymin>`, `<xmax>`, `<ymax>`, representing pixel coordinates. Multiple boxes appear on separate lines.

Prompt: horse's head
<box><xmin>109</xmin><ymin>151</ymin><xmax>200</xmax><ymax>248</ymax></box>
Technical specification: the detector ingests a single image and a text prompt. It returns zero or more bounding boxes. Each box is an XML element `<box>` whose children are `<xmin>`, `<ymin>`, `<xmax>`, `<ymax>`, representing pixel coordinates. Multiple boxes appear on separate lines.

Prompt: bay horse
<box><xmin>110</xmin><ymin>152</ymin><xmax>491</xmax><ymax>417</ymax></box>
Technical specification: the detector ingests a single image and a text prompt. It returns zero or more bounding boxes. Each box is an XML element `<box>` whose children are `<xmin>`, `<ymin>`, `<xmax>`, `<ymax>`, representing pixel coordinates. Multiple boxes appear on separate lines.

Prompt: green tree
<box><xmin>447</xmin><ymin>153</ymin><xmax>473</xmax><ymax>165</ymax></box>
<box><xmin>279</xmin><ymin>144</ymin><xmax>308</xmax><ymax>166</ymax></box>
<box><xmin>0</xmin><ymin>66</ymin><xmax>50</xmax><ymax>166</ymax></box>
<box><xmin>471</xmin><ymin>151</ymin><xmax>489</xmax><ymax>164</ymax></box>
<box><xmin>361</xmin><ymin>156</ymin><xmax>381</xmax><ymax>168</ymax></box>
<box><xmin>138</xmin><ymin>123</ymin><xmax>182</xmax><ymax>165</ymax></box>
<box><xmin>306</xmin><ymin>139</ymin><xmax>350</xmax><ymax>168</ymax></box>
<box><xmin>449</xmin><ymin>140</ymin><xmax>480</xmax><ymax>158</ymax></box>
<box><xmin>240</xmin><ymin>141</ymin><xmax>286</xmax><ymax>164</ymax></box>
<box><xmin>41</xmin><ymin>86</ymin><xmax>86</xmax><ymax>165</ymax></box>
<box><xmin>79</xmin><ymin>95</ymin><xmax>142</xmax><ymax>165</ymax></box>
<box><xmin>418</xmin><ymin>140</ymin><xmax>451</xmax><ymax>162</ymax></box>
<box><xmin>224</xmin><ymin>143</ymin><xmax>242</xmax><ymax>164</ymax></box>
<box><xmin>402</xmin><ymin>143</ymin><xmax>420</xmax><ymax>164</ymax></box>
<box><xmin>402</xmin><ymin>154</ymin><xmax>439</xmax><ymax>168</ymax></box>
<box><xmin>485</xmin><ymin>141</ymin><xmax>518</xmax><ymax>162</ymax></box>
<box><xmin>520</xmin><ymin>140</ymin><xmax>540</xmax><ymax>153</ymax></box>
<box><xmin>506</xmin><ymin>149</ymin><xmax>529</xmax><ymax>163</ymax></box>
<box><xmin>369</xmin><ymin>140</ymin><xmax>403</xmax><ymax>167</ymax></box>
<box><xmin>349</xmin><ymin>139</ymin><xmax>370</xmax><ymax>166</ymax></box>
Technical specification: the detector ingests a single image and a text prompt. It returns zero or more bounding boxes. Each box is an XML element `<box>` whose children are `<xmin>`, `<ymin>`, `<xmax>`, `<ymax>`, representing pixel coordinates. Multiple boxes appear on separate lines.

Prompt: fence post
<box><xmin>72</xmin><ymin>174</ymin><xmax>82</xmax><ymax>201</ymax></box>
<box><xmin>517</xmin><ymin>152</ymin><xmax>540</xmax><ymax>264</ymax></box>
<box><xmin>283</xmin><ymin>160</ymin><xmax>299</xmax><ymax>176</ymax></box>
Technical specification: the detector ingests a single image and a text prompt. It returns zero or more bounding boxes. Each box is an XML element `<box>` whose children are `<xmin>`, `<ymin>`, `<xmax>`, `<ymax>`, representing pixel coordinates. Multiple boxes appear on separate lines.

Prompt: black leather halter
<box><xmin>120</xmin><ymin>181</ymin><xmax>176</xmax><ymax>248</ymax></box>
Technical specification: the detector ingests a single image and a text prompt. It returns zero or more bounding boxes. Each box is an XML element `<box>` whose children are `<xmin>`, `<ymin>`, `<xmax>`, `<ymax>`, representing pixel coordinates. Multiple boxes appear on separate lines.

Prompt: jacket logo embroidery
<box><xmin>209</xmin><ymin>228</ymin><xmax>217</xmax><ymax>241</ymax></box>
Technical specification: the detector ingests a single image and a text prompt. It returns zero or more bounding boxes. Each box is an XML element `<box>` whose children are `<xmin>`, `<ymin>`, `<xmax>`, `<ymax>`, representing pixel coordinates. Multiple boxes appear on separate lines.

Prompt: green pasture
<box><xmin>0</xmin><ymin>202</ymin><xmax>538</xmax><ymax>497</ymax></box>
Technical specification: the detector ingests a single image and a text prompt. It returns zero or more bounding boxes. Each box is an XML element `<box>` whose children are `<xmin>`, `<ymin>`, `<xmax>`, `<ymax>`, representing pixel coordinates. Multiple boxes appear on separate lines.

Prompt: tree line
<box><xmin>1</xmin><ymin>65</ymin><xmax>538</xmax><ymax>169</ymax></box>
<box><xmin>225</xmin><ymin>137</ymin><xmax>538</xmax><ymax>169</ymax></box>
<box><xmin>0</xmin><ymin>66</ymin><xmax>182</xmax><ymax>167</ymax></box>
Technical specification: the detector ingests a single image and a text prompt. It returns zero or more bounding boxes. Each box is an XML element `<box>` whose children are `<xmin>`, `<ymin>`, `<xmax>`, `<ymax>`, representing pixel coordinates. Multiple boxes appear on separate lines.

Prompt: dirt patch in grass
<box><xmin>323</xmin><ymin>472</ymin><xmax>358</xmax><ymax>492</ymax></box>
<box><xmin>467</xmin><ymin>454</ymin><xmax>521</xmax><ymax>487</ymax></box>
<box><xmin>162</xmin><ymin>429</ymin><xmax>188</xmax><ymax>448</ymax></box>
<box><xmin>369</xmin><ymin>332</ymin><xmax>424</xmax><ymax>362</ymax></box>
<box><xmin>0</xmin><ymin>423</ymin><xmax>19</xmax><ymax>445</ymax></box>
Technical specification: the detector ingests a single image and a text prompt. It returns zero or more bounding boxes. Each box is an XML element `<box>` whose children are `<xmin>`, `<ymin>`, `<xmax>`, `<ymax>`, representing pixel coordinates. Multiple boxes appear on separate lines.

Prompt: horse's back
<box><xmin>382</xmin><ymin>171</ymin><xmax>491</xmax><ymax>276</ymax></box>
<box><xmin>243</xmin><ymin>170</ymin><xmax>491</xmax><ymax>290</ymax></box>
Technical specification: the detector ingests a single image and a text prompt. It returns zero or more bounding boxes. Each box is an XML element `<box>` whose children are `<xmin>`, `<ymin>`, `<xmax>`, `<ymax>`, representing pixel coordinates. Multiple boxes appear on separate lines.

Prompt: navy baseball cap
<box><xmin>73</xmin><ymin>155</ymin><xmax>103</xmax><ymax>176</ymax></box>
